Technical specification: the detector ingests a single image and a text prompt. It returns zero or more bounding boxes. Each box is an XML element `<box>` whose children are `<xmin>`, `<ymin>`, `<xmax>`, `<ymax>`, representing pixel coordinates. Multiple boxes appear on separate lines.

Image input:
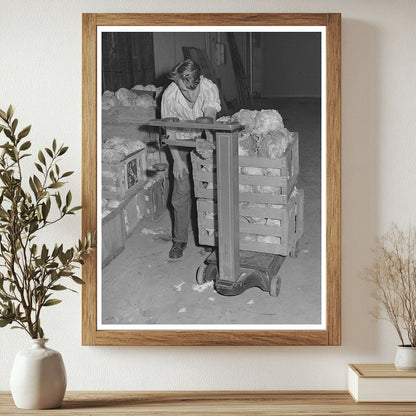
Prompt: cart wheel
<box><xmin>205</xmin><ymin>263</ymin><xmax>218</xmax><ymax>282</ymax></box>
<box><xmin>289</xmin><ymin>241</ymin><xmax>300</xmax><ymax>258</ymax></box>
<box><xmin>196</xmin><ymin>264</ymin><xmax>218</xmax><ymax>285</ymax></box>
<box><xmin>269</xmin><ymin>275</ymin><xmax>281</xmax><ymax>297</ymax></box>
<box><xmin>196</xmin><ymin>265</ymin><xmax>208</xmax><ymax>285</ymax></box>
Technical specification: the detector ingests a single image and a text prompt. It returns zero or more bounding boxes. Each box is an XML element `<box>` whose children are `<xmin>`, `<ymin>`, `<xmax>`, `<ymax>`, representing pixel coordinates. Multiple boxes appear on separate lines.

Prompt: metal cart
<box><xmin>148</xmin><ymin>118</ymin><xmax>299</xmax><ymax>297</ymax></box>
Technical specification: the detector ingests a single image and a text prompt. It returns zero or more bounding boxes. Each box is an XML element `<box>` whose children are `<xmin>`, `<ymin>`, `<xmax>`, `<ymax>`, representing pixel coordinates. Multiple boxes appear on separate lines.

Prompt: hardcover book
<box><xmin>348</xmin><ymin>364</ymin><xmax>416</xmax><ymax>402</ymax></box>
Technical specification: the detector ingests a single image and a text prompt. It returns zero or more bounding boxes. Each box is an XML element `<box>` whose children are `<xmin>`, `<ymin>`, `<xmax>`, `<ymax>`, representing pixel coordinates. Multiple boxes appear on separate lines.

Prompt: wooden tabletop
<box><xmin>1</xmin><ymin>391</ymin><xmax>416</xmax><ymax>415</ymax></box>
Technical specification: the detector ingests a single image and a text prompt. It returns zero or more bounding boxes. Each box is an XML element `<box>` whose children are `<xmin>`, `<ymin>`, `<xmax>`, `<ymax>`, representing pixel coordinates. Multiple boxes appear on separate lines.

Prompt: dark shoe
<box><xmin>169</xmin><ymin>242</ymin><xmax>187</xmax><ymax>259</ymax></box>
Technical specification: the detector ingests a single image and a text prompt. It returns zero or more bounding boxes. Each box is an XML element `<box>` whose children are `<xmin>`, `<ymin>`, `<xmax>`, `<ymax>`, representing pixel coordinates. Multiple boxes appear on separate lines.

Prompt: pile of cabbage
<box><xmin>227</xmin><ymin>108</ymin><xmax>295</xmax><ymax>158</ymax></box>
<box><xmin>102</xmin><ymin>137</ymin><xmax>146</xmax><ymax>217</ymax></box>
<box><xmin>200</xmin><ymin>108</ymin><xmax>298</xmax><ymax>246</ymax></box>
<box><xmin>102</xmin><ymin>84</ymin><xmax>161</xmax><ymax>110</ymax></box>
<box><xmin>215</xmin><ymin>108</ymin><xmax>296</xmax><ymax>194</ymax></box>
<box><xmin>102</xmin><ymin>136</ymin><xmax>146</xmax><ymax>164</ymax></box>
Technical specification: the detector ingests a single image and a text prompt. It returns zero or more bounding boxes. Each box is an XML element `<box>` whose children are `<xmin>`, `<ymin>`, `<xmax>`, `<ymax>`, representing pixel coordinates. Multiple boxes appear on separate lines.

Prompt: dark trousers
<box><xmin>171</xmin><ymin>148</ymin><xmax>192</xmax><ymax>244</ymax></box>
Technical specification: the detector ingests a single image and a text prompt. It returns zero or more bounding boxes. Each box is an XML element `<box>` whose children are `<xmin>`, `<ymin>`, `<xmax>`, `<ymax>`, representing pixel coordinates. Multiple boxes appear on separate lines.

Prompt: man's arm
<box><xmin>204</xmin><ymin>106</ymin><xmax>217</xmax><ymax>143</ymax></box>
<box><xmin>204</xmin><ymin>106</ymin><xmax>217</xmax><ymax>121</ymax></box>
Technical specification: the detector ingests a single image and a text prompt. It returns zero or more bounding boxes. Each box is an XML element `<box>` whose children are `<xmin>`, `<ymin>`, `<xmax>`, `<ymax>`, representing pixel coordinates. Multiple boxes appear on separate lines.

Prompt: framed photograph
<box><xmin>82</xmin><ymin>13</ymin><xmax>341</xmax><ymax>346</ymax></box>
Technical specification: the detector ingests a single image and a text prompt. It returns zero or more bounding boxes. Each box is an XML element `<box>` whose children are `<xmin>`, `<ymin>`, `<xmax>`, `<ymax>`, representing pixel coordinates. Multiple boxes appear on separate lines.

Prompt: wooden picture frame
<box><xmin>82</xmin><ymin>13</ymin><xmax>341</xmax><ymax>346</ymax></box>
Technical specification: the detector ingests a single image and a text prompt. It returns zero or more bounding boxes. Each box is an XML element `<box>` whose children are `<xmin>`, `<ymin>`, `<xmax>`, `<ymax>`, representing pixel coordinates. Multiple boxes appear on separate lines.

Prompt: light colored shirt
<box><xmin>161</xmin><ymin>76</ymin><xmax>221</xmax><ymax>140</ymax></box>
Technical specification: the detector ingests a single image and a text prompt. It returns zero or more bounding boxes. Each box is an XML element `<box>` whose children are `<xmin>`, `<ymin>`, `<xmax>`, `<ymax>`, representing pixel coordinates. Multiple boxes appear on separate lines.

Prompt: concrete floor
<box><xmin>101</xmin><ymin>98</ymin><xmax>322</xmax><ymax>327</ymax></box>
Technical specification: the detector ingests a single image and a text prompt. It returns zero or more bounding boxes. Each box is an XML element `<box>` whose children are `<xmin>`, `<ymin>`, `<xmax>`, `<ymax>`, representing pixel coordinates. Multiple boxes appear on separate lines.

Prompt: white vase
<box><xmin>394</xmin><ymin>345</ymin><xmax>416</xmax><ymax>371</ymax></box>
<box><xmin>10</xmin><ymin>339</ymin><xmax>67</xmax><ymax>409</ymax></box>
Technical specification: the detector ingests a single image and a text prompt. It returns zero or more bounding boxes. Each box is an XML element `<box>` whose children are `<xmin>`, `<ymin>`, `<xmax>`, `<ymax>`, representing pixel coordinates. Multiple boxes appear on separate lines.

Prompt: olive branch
<box><xmin>0</xmin><ymin>105</ymin><xmax>95</xmax><ymax>339</ymax></box>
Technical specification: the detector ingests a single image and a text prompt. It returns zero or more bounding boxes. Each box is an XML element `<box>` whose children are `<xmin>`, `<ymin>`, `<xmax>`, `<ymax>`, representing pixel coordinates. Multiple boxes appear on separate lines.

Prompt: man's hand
<box><xmin>173</xmin><ymin>158</ymin><xmax>189</xmax><ymax>180</ymax></box>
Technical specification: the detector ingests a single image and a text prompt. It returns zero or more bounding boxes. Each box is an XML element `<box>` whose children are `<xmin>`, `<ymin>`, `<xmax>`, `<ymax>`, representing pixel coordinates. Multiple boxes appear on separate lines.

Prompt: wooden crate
<box><xmin>197</xmin><ymin>188</ymin><xmax>304</xmax><ymax>256</ymax></box>
<box><xmin>142</xmin><ymin>176</ymin><xmax>170</xmax><ymax>221</ymax></box>
<box><xmin>102</xmin><ymin>148</ymin><xmax>147</xmax><ymax>201</ymax></box>
<box><xmin>123</xmin><ymin>192</ymin><xmax>146</xmax><ymax>238</ymax></box>
<box><xmin>117</xmin><ymin>106</ymin><xmax>156</xmax><ymax>123</ymax></box>
<box><xmin>102</xmin><ymin>184</ymin><xmax>148</xmax><ymax>267</ymax></box>
<box><xmin>191</xmin><ymin>133</ymin><xmax>299</xmax><ymax>205</ymax></box>
<box><xmin>102</xmin><ymin>207</ymin><xmax>126</xmax><ymax>268</ymax></box>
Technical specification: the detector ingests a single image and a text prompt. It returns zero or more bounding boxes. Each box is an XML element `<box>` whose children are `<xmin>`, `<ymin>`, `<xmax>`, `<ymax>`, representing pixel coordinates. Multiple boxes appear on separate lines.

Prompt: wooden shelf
<box><xmin>1</xmin><ymin>391</ymin><xmax>416</xmax><ymax>415</ymax></box>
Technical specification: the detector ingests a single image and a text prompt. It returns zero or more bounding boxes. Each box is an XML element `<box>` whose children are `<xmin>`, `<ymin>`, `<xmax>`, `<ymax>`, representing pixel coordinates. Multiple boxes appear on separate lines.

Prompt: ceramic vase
<box><xmin>10</xmin><ymin>338</ymin><xmax>67</xmax><ymax>409</ymax></box>
<box><xmin>394</xmin><ymin>345</ymin><xmax>416</xmax><ymax>371</ymax></box>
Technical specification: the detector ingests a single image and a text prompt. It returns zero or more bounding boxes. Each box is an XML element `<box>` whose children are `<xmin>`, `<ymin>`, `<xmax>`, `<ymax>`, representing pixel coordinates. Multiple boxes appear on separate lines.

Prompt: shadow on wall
<box><xmin>341</xmin><ymin>19</ymin><xmax>381</xmax><ymax>355</ymax></box>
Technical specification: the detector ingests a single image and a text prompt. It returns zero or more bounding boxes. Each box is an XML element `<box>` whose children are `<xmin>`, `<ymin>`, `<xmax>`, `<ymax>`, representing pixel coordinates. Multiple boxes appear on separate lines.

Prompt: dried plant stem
<box><xmin>363</xmin><ymin>223</ymin><xmax>416</xmax><ymax>347</ymax></box>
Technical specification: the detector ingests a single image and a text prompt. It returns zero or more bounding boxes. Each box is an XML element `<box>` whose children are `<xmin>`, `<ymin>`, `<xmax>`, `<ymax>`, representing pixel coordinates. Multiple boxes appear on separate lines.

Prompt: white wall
<box><xmin>1</xmin><ymin>0</ymin><xmax>416</xmax><ymax>391</ymax></box>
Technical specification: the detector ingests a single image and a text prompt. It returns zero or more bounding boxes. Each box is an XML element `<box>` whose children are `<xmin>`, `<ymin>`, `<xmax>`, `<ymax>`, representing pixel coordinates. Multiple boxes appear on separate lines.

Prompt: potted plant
<box><xmin>363</xmin><ymin>223</ymin><xmax>416</xmax><ymax>370</ymax></box>
<box><xmin>0</xmin><ymin>105</ymin><xmax>94</xmax><ymax>408</ymax></box>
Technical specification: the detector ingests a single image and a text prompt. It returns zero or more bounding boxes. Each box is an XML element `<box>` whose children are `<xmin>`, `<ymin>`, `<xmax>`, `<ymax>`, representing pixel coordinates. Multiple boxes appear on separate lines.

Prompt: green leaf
<box><xmin>0</xmin><ymin>317</ymin><xmax>13</xmax><ymax>327</ymax></box>
<box><xmin>19</xmin><ymin>140</ymin><xmax>31</xmax><ymax>151</ymax></box>
<box><xmin>51</xmin><ymin>244</ymin><xmax>59</xmax><ymax>258</ymax></box>
<box><xmin>4</xmin><ymin>129</ymin><xmax>12</xmax><ymax>140</ymax></box>
<box><xmin>50</xmin><ymin>285</ymin><xmax>68</xmax><ymax>291</ymax></box>
<box><xmin>58</xmin><ymin>250</ymin><xmax>67</xmax><ymax>264</ymax></box>
<box><xmin>48</xmin><ymin>182</ymin><xmax>64</xmax><ymax>189</ymax></box>
<box><xmin>33</xmin><ymin>163</ymin><xmax>43</xmax><ymax>174</ymax></box>
<box><xmin>55</xmin><ymin>192</ymin><xmax>62</xmax><ymax>209</ymax></box>
<box><xmin>61</xmin><ymin>171</ymin><xmax>74</xmax><ymax>178</ymax></box>
<box><xmin>31</xmin><ymin>244</ymin><xmax>38</xmax><ymax>256</ymax></box>
<box><xmin>59</xmin><ymin>271</ymin><xmax>73</xmax><ymax>277</ymax></box>
<box><xmin>65</xmin><ymin>191</ymin><xmax>72</xmax><ymax>207</ymax></box>
<box><xmin>6</xmin><ymin>105</ymin><xmax>14</xmax><ymax>122</ymax></box>
<box><xmin>58</xmin><ymin>146</ymin><xmax>68</xmax><ymax>156</ymax></box>
<box><xmin>71</xmin><ymin>276</ymin><xmax>85</xmax><ymax>285</ymax></box>
<box><xmin>11</xmin><ymin>118</ymin><xmax>18</xmax><ymax>133</ymax></box>
<box><xmin>0</xmin><ymin>293</ymin><xmax>12</xmax><ymax>302</ymax></box>
<box><xmin>33</xmin><ymin>175</ymin><xmax>43</xmax><ymax>192</ymax></box>
<box><xmin>17</xmin><ymin>125</ymin><xmax>31</xmax><ymax>140</ymax></box>
<box><xmin>41</xmin><ymin>244</ymin><xmax>48</xmax><ymax>262</ymax></box>
<box><xmin>41</xmin><ymin>202</ymin><xmax>50</xmax><ymax>220</ymax></box>
<box><xmin>38</xmin><ymin>325</ymin><xmax>44</xmax><ymax>339</ymax></box>
<box><xmin>29</xmin><ymin>177</ymin><xmax>38</xmax><ymax>197</ymax></box>
<box><xmin>0</xmin><ymin>109</ymin><xmax>7</xmax><ymax>121</ymax></box>
<box><xmin>52</xmin><ymin>139</ymin><xmax>57</xmax><ymax>152</ymax></box>
<box><xmin>38</xmin><ymin>150</ymin><xmax>46</xmax><ymax>165</ymax></box>
<box><xmin>43</xmin><ymin>299</ymin><xmax>62</xmax><ymax>307</ymax></box>
<box><xmin>45</xmin><ymin>148</ymin><xmax>53</xmax><ymax>158</ymax></box>
<box><xmin>69</xmin><ymin>206</ymin><xmax>82</xmax><ymax>213</ymax></box>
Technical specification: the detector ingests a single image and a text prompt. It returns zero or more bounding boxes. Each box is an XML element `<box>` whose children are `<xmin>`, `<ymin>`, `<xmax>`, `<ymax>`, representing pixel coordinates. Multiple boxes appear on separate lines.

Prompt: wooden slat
<box><xmin>149</xmin><ymin>119</ymin><xmax>243</xmax><ymax>131</ymax></box>
<box><xmin>349</xmin><ymin>364</ymin><xmax>416</xmax><ymax>378</ymax></box>
<box><xmin>326</xmin><ymin>13</ymin><xmax>342</xmax><ymax>347</ymax></box>
<box><xmin>95</xmin><ymin>13</ymin><xmax>330</xmax><ymax>27</ymax></box>
<box><xmin>82</xmin><ymin>13</ymin><xmax>98</xmax><ymax>347</ymax></box>
<box><xmin>197</xmin><ymin>199</ymin><xmax>288</xmax><ymax>220</ymax></box>
<box><xmin>2</xmin><ymin>391</ymin><xmax>416</xmax><ymax>415</ymax></box>
<box><xmin>89</xmin><ymin>329</ymin><xmax>329</xmax><ymax>346</ymax></box>
<box><xmin>216</xmin><ymin>131</ymin><xmax>240</xmax><ymax>282</ymax></box>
